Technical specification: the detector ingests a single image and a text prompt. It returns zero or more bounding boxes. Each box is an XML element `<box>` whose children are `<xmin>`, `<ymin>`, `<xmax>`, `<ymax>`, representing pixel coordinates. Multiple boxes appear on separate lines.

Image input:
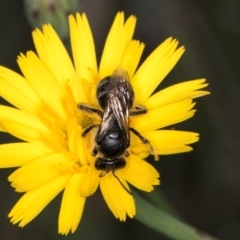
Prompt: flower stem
<box><xmin>133</xmin><ymin>189</ymin><xmax>219</xmax><ymax>240</ymax></box>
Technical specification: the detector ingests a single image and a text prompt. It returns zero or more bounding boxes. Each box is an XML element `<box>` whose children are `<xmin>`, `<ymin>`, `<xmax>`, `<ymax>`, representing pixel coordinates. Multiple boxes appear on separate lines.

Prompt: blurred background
<box><xmin>0</xmin><ymin>0</ymin><xmax>240</xmax><ymax>239</ymax></box>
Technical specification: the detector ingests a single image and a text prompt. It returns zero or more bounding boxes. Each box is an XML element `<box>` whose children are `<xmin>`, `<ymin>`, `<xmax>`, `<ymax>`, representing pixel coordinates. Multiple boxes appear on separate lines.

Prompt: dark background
<box><xmin>1</xmin><ymin>0</ymin><xmax>240</xmax><ymax>239</ymax></box>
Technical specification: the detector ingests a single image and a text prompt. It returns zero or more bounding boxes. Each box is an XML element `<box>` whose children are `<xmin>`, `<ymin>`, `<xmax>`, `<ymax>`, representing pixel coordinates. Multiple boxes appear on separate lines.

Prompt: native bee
<box><xmin>78</xmin><ymin>68</ymin><xmax>156</xmax><ymax>193</ymax></box>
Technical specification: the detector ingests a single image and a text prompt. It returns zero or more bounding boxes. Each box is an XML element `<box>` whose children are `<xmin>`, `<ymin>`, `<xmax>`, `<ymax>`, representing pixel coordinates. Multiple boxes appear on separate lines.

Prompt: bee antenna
<box><xmin>112</xmin><ymin>171</ymin><xmax>132</xmax><ymax>195</ymax></box>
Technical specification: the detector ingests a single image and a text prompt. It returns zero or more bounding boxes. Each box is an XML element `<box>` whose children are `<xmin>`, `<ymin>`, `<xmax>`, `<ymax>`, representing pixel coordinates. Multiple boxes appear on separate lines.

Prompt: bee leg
<box><xmin>82</xmin><ymin>124</ymin><xmax>100</xmax><ymax>137</ymax></box>
<box><xmin>130</xmin><ymin>127</ymin><xmax>159</xmax><ymax>160</ymax></box>
<box><xmin>124</xmin><ymin>151</ymin><xmax>129</xmax><ymax>157</ymax></box>
<box><xmin>112</xmin><ymin>171</ymin><xmax>132</xmax><ymax>195</ymax></box>
<box><xmin>78</xmin><ymin>103</ymin><xmax>103</xmax><ymax>118</ymax></box>
<box><xmin>126</xmin><ymin>139</ymin><xmax>130</xmax><ymax>148</ymax></box>
<box><xmin>130</xmin><ymin>105</ymin><xmax>147</xmax><ymax>116</ymax></box>
<box><xmin>98</xmin><ymin>170</ymin><xmax>132</xmax><ymax>195</ymax></box>
<box><xmin>130</xmin><ymin>127</ymin><xmax>149</xmax><ymax>144</ymax></box>
<box><xmin>99</xmin><ymin>171</ymin><xmax>108</xmax><ymax>178</ymax></box>
<box><xmin>92</xmin><ymin>146</ymin><xmax>98</xmax><ymax>156</ymax></box>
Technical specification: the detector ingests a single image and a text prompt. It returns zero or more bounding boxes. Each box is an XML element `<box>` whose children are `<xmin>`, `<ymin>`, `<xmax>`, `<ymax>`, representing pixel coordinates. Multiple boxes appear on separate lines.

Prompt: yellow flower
<box><xmin>0</xmin><ymin>12</ymin><xmax>209</xmax><ymax>235</ymax></box>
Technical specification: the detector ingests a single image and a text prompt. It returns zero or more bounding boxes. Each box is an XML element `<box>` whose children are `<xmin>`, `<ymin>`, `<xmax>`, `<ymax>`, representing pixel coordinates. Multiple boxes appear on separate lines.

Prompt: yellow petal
<box><xmin>59</xmin><ymin>173</ymin><xmax>86</xmax><ymax>235</ymax></box>
<box><xmin>32</xmin><ymin>25</ymin><xmax>77</xmax><ymax>89</ymax></box>
<box><xmin>100</xmin><ymin>173</ymin><xmax>135</xmax><ymax>221</ymax></box>
<box><xmin>79</xmin><ymin>164</ymin><xmax>99</xmax><ymax>197</ymax></box>
<box><xmin>132</xmin><ymin>38</ymin><xmax>185</xmax><ymax>104</ymax></box>
<box><xmin>120</xmin><ymin>40</ymin><xmax>145</xmax><ymax>79</ymax></box>
<box><xmin>99</xmin><ymin>12</ymin><xmax>136</xmax><ymax>79</ymax></box>
<box><xmin>66</xmin><ymin>117</ymin><xmax>82</xmax><ymax>158</ymax></box>
<box><xmin>0</xmin><ymin>105</ymin><xmax>50</xmax><ymax>133</ymax></box>
<box><xmin>143</xmin><ymin>130</ymin><xmax>199</xmax><ymax>154</ymax></box>
<box><xmin>68</xmin><ymin>13</ymin><xmax>98</xmax><ymax>103</ymax></box>
<box><xmin>121</xmin><ymin>154</ymin><xmax>160</xmax><ymax>192</ymax></box>
<box><xmin>33</xmin><ymin>25</ymin><xmax>85</xmax><ymax>104</ymax></box>
<box><xmin>0</xmin><ymin>66</ymin><xmax>41</xmax><ymax>113</ymax></box>
<box><xmin>1</xmin><ymin>119</ymin><xmax>44</xmax><ymax>142</ymax></box>
<box><xmin>66</xmin><ymin>116</ymin><xmax>91</xmax><ymax>166</ymax></box>
<box><xmin>0</xmin><ymin>142</ymin><xmax>53</xmax><ymax>168</ymax></box>
<box><xmin>69</xmin><ymin>13</ymin><xmax>97</xmax><ymax>81</ymax></box>
<box><xmin>145</xmin><ymin>79</ymin><xmax>210</xmax><ymax>110</ymax></box>
<box><xmin>9</xmin><ymin>153</ymin><xmax>69</xmax><ymax>192</ymax></box>
<box><xmin>17</xmin><ymin>52</ymin><xmax>67</xmax><ymax>121</ymax></box>
<box><xmin>131</xmin><ymin>99</ymin><xmax>195</xmax><ymax>132</ymax></box>
<box><xmin>9</xmin><ymin>173</ymin><xmax>71</xmax><ymax>227</ymax></box>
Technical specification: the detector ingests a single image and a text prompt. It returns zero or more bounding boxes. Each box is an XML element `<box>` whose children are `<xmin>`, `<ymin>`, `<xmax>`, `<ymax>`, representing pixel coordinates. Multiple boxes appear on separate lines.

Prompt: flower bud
<box><xmin>23</xmin><ymin>0</ymin><xmax>80</xmax><ymax>39</ymax></box>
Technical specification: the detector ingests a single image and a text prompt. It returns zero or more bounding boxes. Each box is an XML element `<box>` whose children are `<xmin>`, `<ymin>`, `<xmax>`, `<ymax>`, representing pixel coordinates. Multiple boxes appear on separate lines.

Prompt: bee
<box><xmin>78</xmin><ymin>68</ymin><xmax>157</xmax><ymax>193</ymax></box>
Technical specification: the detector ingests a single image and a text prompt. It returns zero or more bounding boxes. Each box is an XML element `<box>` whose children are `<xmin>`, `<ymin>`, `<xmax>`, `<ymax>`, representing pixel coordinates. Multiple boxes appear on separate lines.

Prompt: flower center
<box><xmin>78</xmin><ymin>112</ymin><xmax>95</xmax><ymax>129</ymax></box>
<box><xmin>36</xmin><ymin>96</ymin><xmax>100</xmax><ymax>171</ymax></box>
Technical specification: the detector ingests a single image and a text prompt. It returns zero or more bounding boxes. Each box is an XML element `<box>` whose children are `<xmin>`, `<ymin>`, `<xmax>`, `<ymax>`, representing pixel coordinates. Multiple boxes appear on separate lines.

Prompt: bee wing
<box><xmin>97</xmin><ymin>103</ymin><xmax>115</xmax><ymax>140</ymax></box>
<box><xmin>108</xmin><ymin>70</ymin><xmax>132</xmax><ymax>139</ymax></box>
<box><xmin>97</xmin><ymin>68</ymin><xmax>132</xmax><ymax>141</ymax></box>
<box><xmin>108</xmin><ymin>92</ymin><xmax>129</xmax><ymax>134</ymax></box>
<box><xmin>97</xmin><ymin>88</ymin><xmax>130</xmax><ymax>141</ymax></box>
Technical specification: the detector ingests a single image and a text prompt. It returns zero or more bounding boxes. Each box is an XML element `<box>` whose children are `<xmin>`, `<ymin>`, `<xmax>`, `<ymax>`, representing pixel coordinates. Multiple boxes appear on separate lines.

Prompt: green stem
<box><xmin>139</xmin><ymin>189</ymin><xmax>180</xmax><ymax>218</ymax></box>
<box><xmin>133</xmin><ymin>190</ymin><xmax>218</xmax><ymax>240</ymax></box>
